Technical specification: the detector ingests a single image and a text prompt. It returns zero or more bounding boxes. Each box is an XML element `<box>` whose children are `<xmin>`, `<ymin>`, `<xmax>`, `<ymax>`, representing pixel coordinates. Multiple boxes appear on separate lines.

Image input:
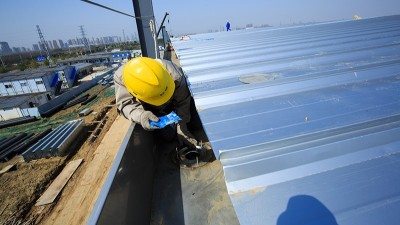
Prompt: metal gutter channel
<box><xmin>87</xmin><ymin>124</ymin><xmax>136</xmax><ymax>225</ymax></box>
<box><xmin>88</xmin><ymin>67</ymin><xmax>239</xmax><ymax>224</ymax></box>
<box><xmin>88</xmin><ymin>117</ymin><xmax>240</xmax><ymax>225</ymax></box>
<box><xmin>172</xmin><ymin>15</ymin><xmax>400</xmax><ymax>225</ymax></box>
<box><xmin>89</xmin><ymin>123</ymin><xmax>185</xmax><ymax>225</ymax></box>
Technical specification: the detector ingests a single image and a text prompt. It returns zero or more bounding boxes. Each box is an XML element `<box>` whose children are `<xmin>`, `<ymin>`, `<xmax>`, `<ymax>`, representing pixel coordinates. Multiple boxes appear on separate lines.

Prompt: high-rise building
<box><xmin>32</xmin><ymin>44</ymin><xmax>40</xmax><ymax>51</ymax></box>
<box><xmin>112</xmin><ymin>36</ymin><xmax>119</xmax><ymax>43</ymax></box>
<box><xmin>12</xmin><ymin>47</ymin><xmax>20</xmax><ymax>53</ymax></box>
<box><xmin>77</xmin><ymin>38</ymin><xmax>84</xmax><ymax>45</ymax></box>
<box><xmin>52</xmin><ymin>40</ymin><xmax>60</xmax><ymax>49</ymax></box>
<box><xmin>103</xmin><ymin>37</ymin><xmax>112</xmax><ymax>44</ymax></box>
<box><xmin>47</xmin><ymin>40</ymin><xmax>53</xmax><ymax>49</ymax></box>
<box><xmin>0</xmin><ymin>42</ymin><xmax>13</xmax><ymax>54</ymax></box>
<box><xmin>38</xmin><ymin>41</ymin><xmax>45</xmax><ymax>51</ymax></box>
<box><xmin>58</xmin><ymin>39</ymin><xmax>65</xmax><ymax>48</ymax></box>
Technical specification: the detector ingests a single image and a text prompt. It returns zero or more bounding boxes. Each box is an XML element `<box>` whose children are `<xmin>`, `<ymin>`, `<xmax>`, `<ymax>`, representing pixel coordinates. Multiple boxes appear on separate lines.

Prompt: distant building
<box><xmin>58</xmin><ymin>39</ymin><xmax>65</xmax><ymax>48</ymax></box>
<box><xmin>57</xmin><ymin>53</ymin><xmax>112</xmax><ymax>67</ymax></box>
<box><xmin>246</xmin><ymin>24</ymin><xmax>254</xmax><ymax>29</ymax></box>
<box><xmin>102</xmin><ymin>36</ymin><xmax>115</xmax><ymax>44</ymax></box>
<box><xmin>0</xmin><ymin>42</ymin><xmax>12</xmax><ymax>54</ymax></box>
<box><xmin>38</xmin><ymin>42</ymin><xmax>45</xmax><ymax>51</ymax></box>
<box><xmin>0</xmin><ymin>64</ymin><xmax>91</xmax><ymax>119</ymax></box>
<box><xmin>52</xmin><ymin>40</ymin><xmax>60</xmax><ymax>49</ymax></box>
<box><xmin>47</xmin><ymin>40</ymin><xmax>53</xmax><ymax>49</ymax></box>
<box><xmin>33</xmin><ymin>44</ymin><xmax>40</xmax><ymax>51</ymax></box>
<box><xmin>0</xmin><ymin>65</ymin><xmax>80</xmax><ymax>97</ymax></box>
<box><xmin>57</xmin><ymin>51</ymin><xmax>136</xmax><ymax>67</ymax></box>
<box><xmin>0</xmin><ymin>94</ymin><xmax>42</xmax><ymax>120</ymax></box>
<box><xmin>77</xmin><ymin>38</ymin><xmax>84</xmax><ymax>45</ymax></box>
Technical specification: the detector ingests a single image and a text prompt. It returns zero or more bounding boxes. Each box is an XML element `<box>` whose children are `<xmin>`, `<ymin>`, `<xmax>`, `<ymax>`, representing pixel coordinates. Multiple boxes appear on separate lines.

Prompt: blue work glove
<box><xmin>140</xmin><ymin>111</ymin><xmax>159</xmax><ymax>130</ymax></box>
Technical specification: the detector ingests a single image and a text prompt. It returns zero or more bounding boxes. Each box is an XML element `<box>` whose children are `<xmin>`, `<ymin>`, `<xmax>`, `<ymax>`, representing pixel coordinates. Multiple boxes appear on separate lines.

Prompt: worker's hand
<box><xmin>202</xmin><ymin>142</ymin><xmax>212</xmax><ymax>151</ymax></box>
<box><xmin>177</xmin><ymin>123</ymin><xmax>198</xmax><ymax>147</ymax></box>
<box><xmin>140</xmin><ymin>111</ymin><xmax>159</xmax><ymax>131</ymax></box>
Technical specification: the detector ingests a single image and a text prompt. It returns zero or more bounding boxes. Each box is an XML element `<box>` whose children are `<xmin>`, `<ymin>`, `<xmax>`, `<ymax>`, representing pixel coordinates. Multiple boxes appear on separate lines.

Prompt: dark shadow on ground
<box><xmin>277</xmin><ymin>195</ymin><xmax>338</xmax><ymax>225</ymax></box>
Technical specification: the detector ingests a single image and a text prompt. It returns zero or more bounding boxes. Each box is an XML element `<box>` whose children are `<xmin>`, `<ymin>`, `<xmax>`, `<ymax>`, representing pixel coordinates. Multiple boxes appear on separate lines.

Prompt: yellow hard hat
<box><xmin>123</xmin><ymin>57</ymin><xmax>175</xmax><ymax>106</ymax></box>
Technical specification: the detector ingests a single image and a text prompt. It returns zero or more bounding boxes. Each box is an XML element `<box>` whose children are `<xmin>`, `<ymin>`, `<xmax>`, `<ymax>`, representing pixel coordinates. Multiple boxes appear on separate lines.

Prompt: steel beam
<box><xmin>132</xmin><ymin>0</ymin><xmax>157</xmax><ymax>58</ymax></box>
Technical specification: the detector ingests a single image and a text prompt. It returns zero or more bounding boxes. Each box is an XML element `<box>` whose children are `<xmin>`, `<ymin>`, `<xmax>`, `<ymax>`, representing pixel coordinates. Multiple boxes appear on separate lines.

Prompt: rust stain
<box><xmin>250</xmin><ymin>186</ymin><xmax>266</xmax><ymax>195</ymax></box>
<box><xmin>229</xmin><ymin>186</ymin><xmax>267</xmax><ymax>201</ymax></box>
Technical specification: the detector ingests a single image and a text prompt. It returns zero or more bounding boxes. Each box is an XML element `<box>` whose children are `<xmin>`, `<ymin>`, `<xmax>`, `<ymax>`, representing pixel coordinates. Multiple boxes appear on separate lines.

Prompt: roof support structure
<box><xmin>132</xmin><ymin>0</ymin><xmax>157</xmax><ymax>58</ymax></box>
<box><xmin>80</xmin><ymin>0</ymin><xmax>157</xmax><ymax>58</ymax></box>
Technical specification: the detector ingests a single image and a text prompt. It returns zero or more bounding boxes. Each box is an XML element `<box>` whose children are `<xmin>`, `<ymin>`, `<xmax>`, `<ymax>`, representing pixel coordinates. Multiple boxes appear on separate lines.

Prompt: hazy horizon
<box><xmin>1</xmin><ymin>0</ymin><xmax>399</xmax><ymax>49</ymax></box>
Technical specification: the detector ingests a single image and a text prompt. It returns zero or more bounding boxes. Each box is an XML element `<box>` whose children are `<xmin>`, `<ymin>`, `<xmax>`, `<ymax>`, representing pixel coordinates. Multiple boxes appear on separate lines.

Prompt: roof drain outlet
<box><xmin>173</xmin><ymin>144</ymin><xmax>210</xmax><ymax>169</ymax></box>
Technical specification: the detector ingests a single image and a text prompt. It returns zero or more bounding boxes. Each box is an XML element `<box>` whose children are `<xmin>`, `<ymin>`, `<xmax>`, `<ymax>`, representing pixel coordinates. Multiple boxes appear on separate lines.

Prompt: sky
<box><xmin>1</xmin><ymin>0</ymin><xmax>399</xmax><ymax>49</ymax></box>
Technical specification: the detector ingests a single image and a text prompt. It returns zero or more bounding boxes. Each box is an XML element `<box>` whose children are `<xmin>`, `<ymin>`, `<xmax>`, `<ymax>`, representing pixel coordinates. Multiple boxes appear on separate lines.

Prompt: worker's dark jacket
<box><xmin>114</xmin><ymin>59</ymin><xmax>192</xmax><ymax>125</ymax></box>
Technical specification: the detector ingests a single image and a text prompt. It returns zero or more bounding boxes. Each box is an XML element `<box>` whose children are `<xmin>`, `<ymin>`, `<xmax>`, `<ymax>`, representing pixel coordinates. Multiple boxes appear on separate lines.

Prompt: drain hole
<box><xmin>183</xmin><ymin>150</ymin><xmax>199</xmax><ymax>160</ymax></box>
<box><xmin>173</xmin><ymin>145</ymin><xmax>211</xmax><ymax>168</ymax></box>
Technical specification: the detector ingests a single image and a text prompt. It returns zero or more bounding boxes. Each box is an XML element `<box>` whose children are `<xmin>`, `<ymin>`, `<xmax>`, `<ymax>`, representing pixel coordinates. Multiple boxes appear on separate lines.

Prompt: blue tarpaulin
<box><xmin>70</xmin><ymin>66</ymin><xmax>77</xmax><ymax>80</ymax></box>
<box><xmin>50</xmin><ymin>72</ymin><xmax>59</xmax><ymax>87</ymax></box>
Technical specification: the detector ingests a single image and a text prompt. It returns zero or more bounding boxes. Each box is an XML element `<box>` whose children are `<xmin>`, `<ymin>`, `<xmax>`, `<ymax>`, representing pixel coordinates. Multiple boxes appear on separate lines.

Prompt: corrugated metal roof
<box><xmin>72</xmin><ymin>62</ymin><xmax>93</xmax><ymax>70</ymax></box>
<box><xmin>172</xmin><ymin>15</ymin><xmax>400</xmax><ymax>225</ymax></box>
<box><xmin>0</xmin><ymin>94</ymin><xmax>39</xmax><ymax>108</ymax></box>
<box><xmin>57</xmin><ymin>54</ymin><xmax>109</xmax><ymax>63</ymax></box>
<box><xmin>0</xmin><ymin>66</ymin><xmax>67</xmax><ymax>82</ymax></box>
<box><xmin>57</xmin><ymin>51</ymin><xmax>131</xmax><ymax>64</ymax></box>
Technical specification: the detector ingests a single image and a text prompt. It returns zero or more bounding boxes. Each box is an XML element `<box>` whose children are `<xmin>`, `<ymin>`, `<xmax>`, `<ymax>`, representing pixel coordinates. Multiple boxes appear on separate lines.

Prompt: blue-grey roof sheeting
<box><xmin>57</xmin><ymin>54</ymin><xmax>110</xmax><ymax>64</ymax></box>
<box><xmin>172</xmin><ymin>15</ymin><xmax>400</xmax><ymax>225</ymax></box>
<box><xmin>0</xmin><ymin>66</ymin><xmax>68</xmax><ymax>82</ymax></box>
<box><xmin>0</xmin><ymin>94</ymin><xmax>38</xmax><ymax>108</ymax></box>
<box><xmin>72</xmin><ymin>62</ymin><xmax>93</xmax><ymax>70</ymax></box>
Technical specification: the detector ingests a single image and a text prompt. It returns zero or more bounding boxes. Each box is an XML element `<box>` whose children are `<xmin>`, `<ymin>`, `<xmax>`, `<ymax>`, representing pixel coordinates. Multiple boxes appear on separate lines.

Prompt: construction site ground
<box><xmin>1</xmin><ymin>52</ymin><xmax>239</xmax><ymax>225</ymax></box>
<box><xmin>0</xmin><ymin>74</ymin><xmax>125</xmax><ymax>224</ymax></box>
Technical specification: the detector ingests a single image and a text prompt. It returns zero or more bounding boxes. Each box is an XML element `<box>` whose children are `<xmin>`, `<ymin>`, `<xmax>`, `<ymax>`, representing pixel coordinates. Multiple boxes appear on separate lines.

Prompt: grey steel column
<box><xmin>132</xmin><ymin>0</ymin><xmax>157</xmax><ymax>58</ymax></box>
<box><xmin>162</xmin><ymin>26</ymin><xmax>168</xmax><ymax>48</ymax></box>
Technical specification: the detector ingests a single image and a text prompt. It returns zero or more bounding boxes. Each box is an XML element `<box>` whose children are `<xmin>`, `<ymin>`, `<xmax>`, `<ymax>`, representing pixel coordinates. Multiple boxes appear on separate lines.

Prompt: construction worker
<box><xmin>114</xmin><ymin>57</ymin><xmax>198</xmax><ymax>147</ymax></box>
<box><xmin>163</xmin><ymin>42</ymin><xmax>173</xmax><ymax>61</ymax></box>
<box><xmin>226</xmin><ymin>21</ymin><xmax>231</xmax><ymax>31</ymax></box>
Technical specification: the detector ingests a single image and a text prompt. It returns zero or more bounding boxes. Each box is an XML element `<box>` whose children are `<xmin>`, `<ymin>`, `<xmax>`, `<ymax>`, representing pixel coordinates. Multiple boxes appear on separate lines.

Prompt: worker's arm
<box><xmin>161</xmin><ymin>60</ymin><xmax>197</xmax><ymax>146</ymax></box>
<box><xmin>114</xmin><ymin>67</ymin><xmax>158</xmax><ymax>129</ymax></box>
<box><xmin>161</xmin><ymin>60</ymin><xmax>192</xmax><ymax>124</ymax></box>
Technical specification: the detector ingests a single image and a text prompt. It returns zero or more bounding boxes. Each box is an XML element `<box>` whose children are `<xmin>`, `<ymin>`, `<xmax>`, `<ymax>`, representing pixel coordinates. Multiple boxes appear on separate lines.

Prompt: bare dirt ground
<box><xmin>0</xmin><ymin>77</ymin><xmax>120</xmax><ymax>225</ymax></box>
